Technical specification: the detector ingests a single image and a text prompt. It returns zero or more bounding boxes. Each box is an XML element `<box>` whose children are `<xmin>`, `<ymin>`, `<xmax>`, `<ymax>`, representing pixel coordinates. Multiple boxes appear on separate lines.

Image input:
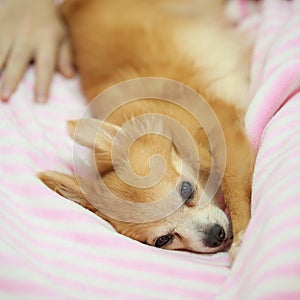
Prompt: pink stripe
<box><xmin>272</xmin><ymin>38</ymin><xmax>300</xmax><ymax>57</ymax></box>
<box><xmin>263</xmin><ymin>216</ymin><xmax>300</xmax><ymax>237</ymax></box>
<box><xmin>243</xmin><ymin>265</ymin><xmax>300</xmax><ymax>299</ymax></box>
<box><xmin>24</xmin><ymin>206</ymin><xmax>100</xmax><ymax>222</ymax></box>
<box><xmin>224</xmin><ymin>194</ymin><xmax>300</xmax><ymax>290</ymax></box>
<box><xmin>0</xmin><ymin>272</ymin><xmax>149</xmax><ymax>300</ymax></box>
<box><xmin>0</xmin><ymin>193</ymin><xmax>229</xmax><ymax>274</ymax></box>
<box><xmin>238</xmin><ymin>0</ymin><xmax>249</xmax><ymax>18</ymax></box>
<box><xmin>0</xmin><ymin>239</ymin><xmax>215</xmax><ymax>300</ymax></box>
<box><xmin>0</xmin><ymin>181</ymin><xmax>63</xmax><ymax>198</ymax></box>
<box><xmin>265</xmin><ymin>57</ymin><xmax>300</xmax><ymax>81</ymax></box>
<box><xmin>253</xmin><ymin>173</ymin><xmax>300</xmax><ymax>211</ymax></box>
<box><xmin>7</xmin><ymin>95</ymin><xmax>80</xmax><ymax>120</ymax></box>
<box><xmin>255</xmin><ymin>152</ymin><xmax>300</xmax><ymax>181</ymax></box>
<box><xmin>232</xmin><ymin>264</ymin><xmax>300</xmax><ymax>300</ymax></box>
<box><xmin>0</xmin><ymin>127</ymin><xmax>70</xmax><ymax>145</ymax></box>
<box><xmin>0</xmin><ymin>148</ymin><xmax>70</xmax><ymax>169</ymax></box>
<box><xmin>0</xmin><ymin>246</ymin><xmax>225</xmax><ymax>288</ymax></box>
<box><xmin>0</xmin><ymin>164</ymin><xmax>33</xmax><ymax>174</ymax></box>
<box><xmin>0</xmin><ymin>212</ymin><xmax>225</xmax><ymax>285</ymax></box>
<box><xmin>255</xmin><ymin>239</ymin><xmax>300</xmax><ymax>269</ymax></box>
<box><xmin>0</xmin><ymin>278</ymin><xmax>63</xmax><ymax>299</ymax></box>
<box><xmin>0</xmin><ymin>193</ymin><xmax>99</xmax><ymax>223</ymax></box>
<box><xmin>253</xmin><ymin>192</ymin><xmax>300</xmax><ymax>224</ymax></box>
<box><xmin>0</xmin><ymin>196</ymin><xmax>229</xmax><ymax>269</ymax></box>
<box><xmin>265</xmin><ymin>111</ymin><xmax>300</xmax><ymax>135</ymax></box>
<box><xmin>0</xmin><ymin>209</ymin><xmax>134</xmax><ymax>251</ymax></box>
<box><xmin>3</xmin><ymin>231</ymin><xmax>225</xmax><ymax>287</ymax></box>
<box><xmin>261</xmin><ymin>291</ymin><xmax>300</xmax><ymax>300</ymax></box>
<box><xmin>256</xmin><ymin>143</ymin><xmax>300</xmax><ymax>173</ymax></box>
<box><xmin>1</xmin><ymin>237</ymin><xmax>181</xmax><ymax>300</ymax></box>
<box><xmin>225</xmin><ymin>232</ymin><xmax>300</xmax><ymax>291</ymax></box>
<box><xmin>0</xmin><ymin>157</ymin><xmax>69</xmax><ymax>172</ymax></box>
<box><xmin>224</xmin><ymin>240</ymin><xmax>300</xmax><ymax>292</ymax></box>
<box><xmin>247</xmin><ymin>62</ymin><xmax>300</xmax><ymax>150</ymax></box>
<box><xmin>0</xmin><ymin>252</ymin><xmax>212</xmax><ymax>300</ymax></box>
<box><xmin>254</xmin><ymin>154</ymin><xmax>300</xmax><ymax>190</ymax></box>
<box><xmin>257</xmin><ymin>24</ymin><xmax>282</xmax><ymax>38</ymax></box>
<box><xmin>33</xmin><ymin>110</ymin><xmax>78</xmax><ymax>120</ymax></box>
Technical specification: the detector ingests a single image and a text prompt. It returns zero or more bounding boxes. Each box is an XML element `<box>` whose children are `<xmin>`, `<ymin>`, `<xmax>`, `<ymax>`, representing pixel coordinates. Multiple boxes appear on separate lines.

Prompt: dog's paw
<box><xmin>229</xmin><ymin>230</ymin><xmax>245</xmax><ymax>263</ymax></box>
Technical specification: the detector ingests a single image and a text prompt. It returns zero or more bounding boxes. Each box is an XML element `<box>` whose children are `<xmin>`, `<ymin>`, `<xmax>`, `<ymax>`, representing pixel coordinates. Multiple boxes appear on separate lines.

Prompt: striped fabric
<box><xmin>0</xmin><ymin>0</ymin><xmax>300</xmax><ymax>299</ymax></box>
<box><xmin>0</xmin><ymin>71</ymin><xmax>230</xmax><ymax>299</ymax></box>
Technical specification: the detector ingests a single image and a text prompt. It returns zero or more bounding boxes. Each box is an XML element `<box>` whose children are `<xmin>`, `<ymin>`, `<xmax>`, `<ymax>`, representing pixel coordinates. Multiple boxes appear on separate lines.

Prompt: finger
<box><xmin>0</xmin><ymin>42</ymin><xmax>32</xmax><ymax>102</ymax></box>
<box><xmin>0</xmin><ymin>38</ymin><xmax>11</xmax><ymax>72</ymax></box>
<box><xmin>35</xmin><ymin>42</ymin><xmax>57</xmax><ymax>103</ymax></box>
<box><xmin>57</xmin><ymin>38</ymin><xmax>75</xmax><ymax>78</ymax></box>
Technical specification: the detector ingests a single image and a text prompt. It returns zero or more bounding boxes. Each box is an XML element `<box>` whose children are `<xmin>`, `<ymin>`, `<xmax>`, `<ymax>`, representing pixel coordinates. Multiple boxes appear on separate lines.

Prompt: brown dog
<box><xmin>39</xmin><ymin>0</ymin><xmax>254</xmax><ymax>259</ymax></box>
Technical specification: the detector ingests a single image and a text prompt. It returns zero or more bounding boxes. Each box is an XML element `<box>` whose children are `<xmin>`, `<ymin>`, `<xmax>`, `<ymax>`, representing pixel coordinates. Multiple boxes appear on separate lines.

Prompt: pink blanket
<box><xmin>0</xmin><ymin>0</ymin><xmax>300</xmax><ymax>299</ymax></box>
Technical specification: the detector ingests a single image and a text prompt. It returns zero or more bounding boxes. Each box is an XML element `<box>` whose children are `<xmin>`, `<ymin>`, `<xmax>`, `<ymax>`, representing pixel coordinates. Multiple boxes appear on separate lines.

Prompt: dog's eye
<box><xmin>180</xmin><ymin>181</ymin><xmax>194</xmax><ymax>202</ymax></box>
<box><xmin>154</xmin><ymin>235</ymin><xmax>173</xmax><ymax>248</ymax></box>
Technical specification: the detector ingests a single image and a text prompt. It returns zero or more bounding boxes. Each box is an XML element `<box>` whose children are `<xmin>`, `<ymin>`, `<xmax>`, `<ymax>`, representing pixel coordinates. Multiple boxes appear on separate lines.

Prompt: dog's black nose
<box><xmin>204</xmin><ymin>224</ymin><xmax>226</xmax><ymax>248</ymax></box>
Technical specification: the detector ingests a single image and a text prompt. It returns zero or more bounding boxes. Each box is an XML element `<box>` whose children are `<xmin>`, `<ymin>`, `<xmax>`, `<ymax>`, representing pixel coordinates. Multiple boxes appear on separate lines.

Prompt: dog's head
<box><xmin>39</xmin><ymin>109</ymin><xmax>232</xmax><ymax>253</ymax></box>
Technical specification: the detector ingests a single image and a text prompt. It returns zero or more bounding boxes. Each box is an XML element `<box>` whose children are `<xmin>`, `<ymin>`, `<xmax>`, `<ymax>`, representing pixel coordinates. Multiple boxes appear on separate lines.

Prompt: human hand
<box><xmin>0</xmin><ymin>0</ymin><xmax>75</xmax><ymax>103</ymax></box>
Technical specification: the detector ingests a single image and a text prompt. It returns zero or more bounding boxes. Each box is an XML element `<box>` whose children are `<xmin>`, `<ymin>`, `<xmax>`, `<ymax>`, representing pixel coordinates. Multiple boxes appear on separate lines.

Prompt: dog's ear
<box><xmin>38</xmin><ymin>171</ymin><xmax>97</xmax><ymax>212</ymax></box>
<box><xmin>68</xmin><ymin>119</ymin><xmax>120</xmax><ymax>174</ymax></box>
<box><xmin>67</xmin><ymin>118</ymin><xmax>120</xmax><ymax>151</ymax></box>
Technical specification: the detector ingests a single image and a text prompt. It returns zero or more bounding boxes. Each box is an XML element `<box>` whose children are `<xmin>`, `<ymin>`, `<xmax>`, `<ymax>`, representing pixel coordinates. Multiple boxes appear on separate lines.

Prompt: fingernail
<box><xmin>60</xmin><ymin>62</ymin><xmax>75</xmax><ymax>77</ymax></box>
<box><xmin>35</xmin><ymin>92</ymin><xmax>47</xmax><ymax>104</ymax></box>
<box><xmin>64</xmin><ymin>67</ymin><xmax>75</xmax><ymax>78</ymax></box>
<box><xmin>1</xmin><ymin>87</ymin><xmax>11</xmax><ymax>101</ymax></box>
<box><xmin>1</xmin><ymin>97</ymin><xmax>9</xmax><ymax>103</ymax></box>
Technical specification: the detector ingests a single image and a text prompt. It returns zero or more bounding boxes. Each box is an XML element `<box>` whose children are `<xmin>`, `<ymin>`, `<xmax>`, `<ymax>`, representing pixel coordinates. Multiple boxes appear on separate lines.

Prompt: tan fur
<box><xmin>39</xmin><ymin>0</ymin><xmax>255</xmax><ymax>258</ymax></box>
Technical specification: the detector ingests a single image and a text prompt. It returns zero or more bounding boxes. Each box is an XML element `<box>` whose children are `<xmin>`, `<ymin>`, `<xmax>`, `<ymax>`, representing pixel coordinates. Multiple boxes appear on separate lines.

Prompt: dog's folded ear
<box><xmin>38</xmin><ymin>171</ymin><xmax>97</xmax><ymax>212</ymax></box>
<box><xmin>67</xmin><ymin>118</ymin><xmax>120</xmax><ymax>175</ymax></box>
<box><xmin>67</xmin><ymin>118</ymin><xmax>120</xmax><ymax>150</ymax></box>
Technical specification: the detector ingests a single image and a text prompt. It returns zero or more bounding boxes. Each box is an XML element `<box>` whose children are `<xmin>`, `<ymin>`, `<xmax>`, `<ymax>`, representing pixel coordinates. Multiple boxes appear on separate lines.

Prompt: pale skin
<box><xmin>0</xmin><ymin>0</ymin><xmax>74</xmax><ymax>103</ymax></box>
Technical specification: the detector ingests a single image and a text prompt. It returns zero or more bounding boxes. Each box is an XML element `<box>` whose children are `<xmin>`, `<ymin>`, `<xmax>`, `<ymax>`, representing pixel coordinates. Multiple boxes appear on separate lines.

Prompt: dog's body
<box><xmin>40</xmin><ymin>0</ymin><xmax>254</xmax><ymax>258</ymax></box>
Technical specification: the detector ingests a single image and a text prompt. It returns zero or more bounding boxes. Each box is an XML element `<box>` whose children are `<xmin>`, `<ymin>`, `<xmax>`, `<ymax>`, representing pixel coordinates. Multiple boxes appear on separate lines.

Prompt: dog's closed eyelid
<box><xmin>173</xmin><ymin>232</ymin><xmax>183</xmax><ymax>241</ymax></box>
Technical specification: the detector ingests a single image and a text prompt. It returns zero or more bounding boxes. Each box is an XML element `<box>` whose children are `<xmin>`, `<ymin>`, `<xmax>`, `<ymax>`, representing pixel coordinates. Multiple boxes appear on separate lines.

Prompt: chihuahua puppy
<box><xmin>39</xmin><ymin>0</ymin><xmax>254</xmax><ymax>259</ymax></box>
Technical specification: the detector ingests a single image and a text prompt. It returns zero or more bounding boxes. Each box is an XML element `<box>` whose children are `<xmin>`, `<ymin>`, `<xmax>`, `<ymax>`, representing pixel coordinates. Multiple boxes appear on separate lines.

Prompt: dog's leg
<box><xmin>222</xmin><ymin>171</ymin><xmax>252</xmax><ymax>261</ymax></box>
<box><xmin>221</xmin><ymin>120</ymin><xmax>255</xmax><ymax>261</ymax></box>
<box><xmin>212</xmin><ymin>102</ymin><xmax>255</xmax><ymax>261</ymax></box>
